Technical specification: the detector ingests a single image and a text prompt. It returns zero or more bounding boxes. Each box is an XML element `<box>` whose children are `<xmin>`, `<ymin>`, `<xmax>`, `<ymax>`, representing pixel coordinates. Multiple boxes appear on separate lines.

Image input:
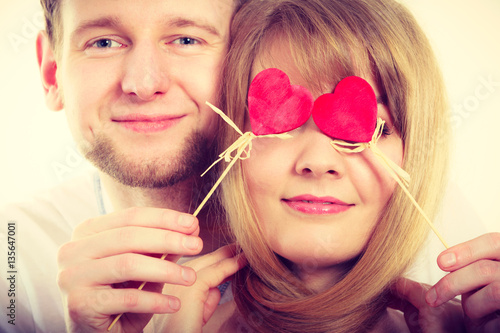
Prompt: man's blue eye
<box><xmin>92</xmin><ymin>39</ymin><xmax>121</xmax><ymax>48</ymax></box>
<box><xmin>181</xmin><ymin>37</ymin><xmax>194</xmax><ymax>44</ymax></box>
<box><xmin>173</xmin><ymin>37</ymin><xmax>199</xmax><ymax>45</ymax></box>
<box><xmin>98</xmin><ymin>40</ymin><xmax>111</xmax><ymax>48</ymax></box>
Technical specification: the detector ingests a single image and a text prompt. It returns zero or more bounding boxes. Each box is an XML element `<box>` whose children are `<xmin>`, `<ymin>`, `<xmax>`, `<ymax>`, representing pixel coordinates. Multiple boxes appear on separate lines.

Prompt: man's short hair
<box><xmin>40</xmin><ymin>0</ymin><xmax>61</xmax><ymax>50</ymax></box>
<box><xmin>40</xmin><ymin>0</ymin><xmax>249</xmax><ymax>54</ymax></box>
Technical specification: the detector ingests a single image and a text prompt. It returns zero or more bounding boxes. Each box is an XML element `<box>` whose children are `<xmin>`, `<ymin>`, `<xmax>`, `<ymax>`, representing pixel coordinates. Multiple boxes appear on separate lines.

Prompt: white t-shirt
<box><xmin>0</xmin><ymin>170</ymin><xmax>108</xmax><ymax>333</ymax></box>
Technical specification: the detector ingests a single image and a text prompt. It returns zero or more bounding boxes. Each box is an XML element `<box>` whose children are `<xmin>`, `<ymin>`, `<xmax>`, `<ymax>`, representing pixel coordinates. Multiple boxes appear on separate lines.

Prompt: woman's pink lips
<box><xmin>112</xmin><ymin>114</ymin><xmax>185</xmax><ymax>134</ymax></box>
<box><xmin>282</xmin><ymin>195</ymin><xmax>353</xmax><ymax>215</ymax></box>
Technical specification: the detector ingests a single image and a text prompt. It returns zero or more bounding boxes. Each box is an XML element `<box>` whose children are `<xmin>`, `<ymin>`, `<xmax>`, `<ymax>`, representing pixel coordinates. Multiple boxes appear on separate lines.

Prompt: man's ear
<box><xmin>36</xmin><ymin>31</ymin><xmax>63</xmax><ymax>111</ymax></box>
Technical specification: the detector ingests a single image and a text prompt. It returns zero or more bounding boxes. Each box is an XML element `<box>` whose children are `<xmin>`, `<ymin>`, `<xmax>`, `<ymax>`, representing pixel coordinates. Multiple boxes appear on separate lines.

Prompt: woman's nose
<box><xmin>293</xmin><ymin>119</ymin><xmax>346</xmax><ymax>179</ymax></box>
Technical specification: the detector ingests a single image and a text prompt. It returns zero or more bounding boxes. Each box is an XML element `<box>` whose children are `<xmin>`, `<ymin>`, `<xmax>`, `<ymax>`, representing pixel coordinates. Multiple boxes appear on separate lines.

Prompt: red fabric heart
<box><xmin>248</xmin><ymin>68</ymin><xmax>314</xmax><ymax>135</ymax></box>
<box><xmin>312</xmin><ymin>76</ymin><xmax>377</xmax><ymax>143</ymax></box>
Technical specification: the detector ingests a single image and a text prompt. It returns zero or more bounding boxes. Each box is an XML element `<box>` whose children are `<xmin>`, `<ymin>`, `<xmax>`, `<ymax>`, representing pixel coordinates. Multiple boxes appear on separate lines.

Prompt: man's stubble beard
<box><xmin>83</xmin><ymin>131</ymin><xmax>214</xmax><ymax>189</ymax></box>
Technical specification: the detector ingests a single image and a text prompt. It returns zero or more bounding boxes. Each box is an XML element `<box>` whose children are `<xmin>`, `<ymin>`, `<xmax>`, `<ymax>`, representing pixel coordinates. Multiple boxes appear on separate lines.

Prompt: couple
<box><xmin>5</xmin><ymin>0</ymin><xmax>500</xmax><ymax>332</ymax></box>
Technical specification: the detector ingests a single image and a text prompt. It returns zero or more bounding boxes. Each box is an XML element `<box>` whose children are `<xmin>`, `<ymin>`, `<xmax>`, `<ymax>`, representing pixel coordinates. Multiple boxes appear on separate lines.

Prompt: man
<box><xmin>0</xmin><ymin>0</ymin><xmax>243</xmax><ymax>331</ymax></box>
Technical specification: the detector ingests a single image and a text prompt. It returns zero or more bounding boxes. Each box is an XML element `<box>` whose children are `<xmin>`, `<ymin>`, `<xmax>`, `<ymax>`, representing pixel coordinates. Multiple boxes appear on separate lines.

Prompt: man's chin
<box><xmin>83</xmin><ymin>132</ymin><xmax>212</xmax><ymax>189</ymax></box>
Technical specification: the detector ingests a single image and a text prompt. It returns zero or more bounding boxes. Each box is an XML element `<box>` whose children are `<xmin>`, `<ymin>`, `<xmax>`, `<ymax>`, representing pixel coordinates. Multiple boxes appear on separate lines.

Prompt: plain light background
<box><xmin>1</xmin><ymin>1</ymin><xmax>499</xmax><ymax>242</ymax></box>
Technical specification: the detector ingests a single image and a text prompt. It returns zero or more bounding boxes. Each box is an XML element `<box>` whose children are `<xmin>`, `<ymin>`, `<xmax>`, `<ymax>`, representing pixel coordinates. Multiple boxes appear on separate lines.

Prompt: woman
<box><xmin>152</xmin><ymin>0</ymin><xmax>459</xmax><ymax>331</ymax></box>
<box><xmin>152</xmin><ymin>0</ymin><xmax>500</xmax><ymax>332</ymax></box>
<box><xmin>220</xmin><ymin>0</ymin><xmax>449</xmax><ymax>331</ymax></box>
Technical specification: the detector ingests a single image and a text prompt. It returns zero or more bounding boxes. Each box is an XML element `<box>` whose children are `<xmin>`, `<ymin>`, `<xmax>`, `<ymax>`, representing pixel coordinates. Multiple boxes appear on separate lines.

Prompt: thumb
<box><xmin>203</xmin><ymin>288</ymin><xmax>222</xmax><ymax>324</ymax></box>
<box><xmin>390</xmin><ymin>277</ymin><xmax>431</xmax><ymax>310</ymax></box>
<box><xmin>388</xmin><ymin>277</ymin><xmax>430</xmax><ymax>333</ymax></box>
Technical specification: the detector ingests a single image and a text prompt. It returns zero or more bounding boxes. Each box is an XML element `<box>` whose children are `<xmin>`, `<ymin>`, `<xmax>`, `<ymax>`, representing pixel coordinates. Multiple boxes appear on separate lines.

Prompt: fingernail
<box><xmin>182</xmin><ymin>267</ymin><xmax>196</xmax><ymax>283</ymax></box>
<box><xmin>169</xmin><ymin>297</ymin><xmax>180</xmax><ymax>311</ymax></box>
<box><xmin>426</xmin><ymin>287</ymin><xmax>437</xmax><ymax>306</ymax></box>
<box><xmin>183</xmin><ymin>236</ymin><xmax>200</xmax><ymax>250</ymax></box>
<box><xmin>440</xmin><ymin>252</ymin><xmax>456</xmax><ymax>268</ymax></box>
<box><xmin>178</xmin><ymin>215</ymin><xmax>195</xmax><ymax>228</ymax></box>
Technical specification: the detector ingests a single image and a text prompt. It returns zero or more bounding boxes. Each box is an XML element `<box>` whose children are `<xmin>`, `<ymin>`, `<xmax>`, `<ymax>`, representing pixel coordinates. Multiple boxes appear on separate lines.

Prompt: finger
<box><xmin>163</xmin><ymin>252</ymin><xmax>245</xmax><ymax>333</ymax></box>
<box><xmin>58</xmin><ymin>253</ymin><xmax>197</xmax><ymax>291</ymax></box>
<box><xmin>390</xmin><ymin>277</ymin><xmax>430</xmax><ymax>309</ymax></box>
<box><xmin>184</xmin><ymin>244</ymin><xmax>240</xmax><ymax>271</ymax></box>
<box><xmin>196</xmin><ymin>250</ymin><xmax>247</xmax><ymax>289</ymax></box>
<box><xmin>461</xmin><ymin>281</ymin><xmax>500</xmax><ymax>320</ymax></box>
<box><xmin>386</xmin><ymin>283</ymin><xmax>421</xmax><ymax>333</ymax></box>
<box><xmin>159</xmin><ymin>250</ymin><xmax>246</xmax><ymax>333</ymax></box>
<box><xmin>437</xmin><ymin>232</ymin><xmax>500</xmax><ymax>272</ymax></box>
<box><xmin>386</xmin><ymin>296</ymin><xmax>418</xmax><ymax>327</ymax></box>
<box><xmin>73</xmin><ymin>207</ymin><xmax>199</xmax><ymax>239</ymax></box>
<box><xmin>481</xmin><ymin>317</ymin><xmax>500</xmax><ymax>333</ymax></box>
<box><xmin>58</xmin><ymin>228</ymin><xmax>203</xmax><ymax>264</ymax></box>
<box><xmin>203</xmin><ymin>288</ymin><xmax>222</xmax><ymax>325</ymax></box>
<box><xmin>467</xmin><ymin>315</ymin><xmax>500</xmax><ymax>333</ymax></box>
<box><xmin>67</xmin><ymin>288</ymin><xmax>181</xmax><ymax>318</ymax></box>
<box><xmin>426</xmin><ymin>259</ymin><xmax>500</xmax><ymax>307</ymax></box>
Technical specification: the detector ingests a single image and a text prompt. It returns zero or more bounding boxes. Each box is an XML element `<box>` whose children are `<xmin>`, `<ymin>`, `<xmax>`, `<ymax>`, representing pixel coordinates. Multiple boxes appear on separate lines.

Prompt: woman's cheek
<box><xmin>243</xmin><ymin>159</ymin><xmax>272</xmax><ymax>196</ymax></box>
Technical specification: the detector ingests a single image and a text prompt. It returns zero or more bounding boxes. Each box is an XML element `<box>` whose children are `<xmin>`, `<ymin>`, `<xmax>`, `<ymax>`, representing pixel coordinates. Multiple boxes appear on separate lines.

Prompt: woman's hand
<box><xmin>389</xmin><ymin>277</ymin><xmax>465</xmax><ymax>332</ymax></box>
<box><xmin>152</xmin><ymin>244</ymin><xmax>246</xmax><ymax>333</ymax></box>
<box><xmin>426</xmin><ymin>233</ymin><xmax>500</xmax><ymax>333</ymax></box>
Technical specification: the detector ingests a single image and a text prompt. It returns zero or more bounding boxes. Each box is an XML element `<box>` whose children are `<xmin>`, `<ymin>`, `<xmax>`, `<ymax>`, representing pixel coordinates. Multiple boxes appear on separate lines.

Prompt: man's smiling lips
<box><xmin>282</xmin><ymin>194</ymin><xmax>354</xmax><ymax>215</ymax></box>
<box><xmin>112</xmin><ymin>113</ymin><xmax>186</xmax><ymax>134</ymax></box>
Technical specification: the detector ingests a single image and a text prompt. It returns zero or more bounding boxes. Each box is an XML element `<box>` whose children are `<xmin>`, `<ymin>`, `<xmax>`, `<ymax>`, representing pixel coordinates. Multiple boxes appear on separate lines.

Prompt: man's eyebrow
<box><xmin>70</xmin><ymin>16</ymin><xmax>122</xmax><ymax>41</ymax></box>
<box><xmin>70</xmin><ymin>16</ymin><xmax>221</xmax><ymax>41</ymax></box>
<box><xmin>170</xmin><ymin>18</ymin><xmax>221</xmax><ymax>37</ymax></box>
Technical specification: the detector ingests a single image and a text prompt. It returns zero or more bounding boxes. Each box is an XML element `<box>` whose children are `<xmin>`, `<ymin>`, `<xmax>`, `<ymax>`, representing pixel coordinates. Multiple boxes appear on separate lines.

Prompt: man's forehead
<box><xmin>61</xmin><ymin>0</ymin><xmax>235</xmax><ymax>35</ymax></box>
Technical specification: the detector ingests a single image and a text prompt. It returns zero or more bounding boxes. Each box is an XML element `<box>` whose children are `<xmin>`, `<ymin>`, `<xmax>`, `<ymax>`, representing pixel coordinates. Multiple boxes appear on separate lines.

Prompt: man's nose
<box><xmin>121</xmin><ymin>42</ymin><xmax>170</xmax><ymax>101</ymax></box>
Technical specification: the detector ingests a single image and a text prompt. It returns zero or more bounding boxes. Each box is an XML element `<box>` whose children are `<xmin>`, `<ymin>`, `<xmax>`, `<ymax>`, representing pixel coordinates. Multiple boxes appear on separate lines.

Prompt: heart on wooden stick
<box><xmin>247</xmin><ymin>68</ymin><xmax>314</xmax><ymax>135</ymax></box>
<box><xmin>247</xmin><ymin>68</ymin><xmax>377</xmax><ymax>142</ymax></box>
<box><xmin>313</xmin><ymin>75</ymin><xmax>377</xmax><ymax>143</ymax></box>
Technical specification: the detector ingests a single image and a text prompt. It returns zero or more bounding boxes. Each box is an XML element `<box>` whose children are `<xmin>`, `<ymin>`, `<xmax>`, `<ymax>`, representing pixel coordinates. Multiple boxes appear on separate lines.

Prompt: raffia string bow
<box><xmin>194</xmin><ymin>102</ymin><xmax>292</xmax><ymax>216</ymax></box>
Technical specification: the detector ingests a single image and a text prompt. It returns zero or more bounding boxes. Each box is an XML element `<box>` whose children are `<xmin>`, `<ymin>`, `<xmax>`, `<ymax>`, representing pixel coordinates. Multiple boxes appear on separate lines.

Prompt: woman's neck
<box><xmin>289</xmin><ymin>258</ymin><xmax>357</xmax><ymax>292</ymax></box>
<box><xmin>207</xmin><ymin>302</ymin><xmax>408</xmax><ymax>333</ymax></box>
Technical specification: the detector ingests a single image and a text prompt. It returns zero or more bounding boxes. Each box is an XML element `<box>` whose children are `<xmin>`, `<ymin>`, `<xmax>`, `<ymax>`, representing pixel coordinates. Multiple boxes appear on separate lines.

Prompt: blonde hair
<box><xmin>218</xmin><ymin>0</ymin><xmax>450</xmax><ymax>331</ymax></box>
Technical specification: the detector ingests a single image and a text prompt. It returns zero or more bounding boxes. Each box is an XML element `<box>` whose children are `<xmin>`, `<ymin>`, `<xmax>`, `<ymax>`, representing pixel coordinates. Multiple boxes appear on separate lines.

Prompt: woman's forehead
<box><xmin>251</xmin><ymin>38</ymin><xmax>379</xmax><ymax>98</ymax></box>
<box><xmin>251</xmin><ymin>65</ymin><xmax>382</xmax><ymax>102</ymax></box>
